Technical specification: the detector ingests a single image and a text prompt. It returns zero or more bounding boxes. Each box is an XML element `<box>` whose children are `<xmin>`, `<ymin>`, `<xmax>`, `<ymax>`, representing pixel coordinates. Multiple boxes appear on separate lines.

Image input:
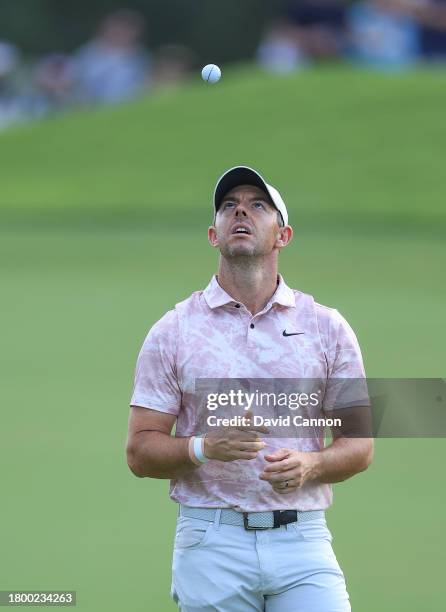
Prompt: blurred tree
<box><xmin>0</xmin><ymin>0</ymin><xmax>285</xmax><ymax>63</ymax></box>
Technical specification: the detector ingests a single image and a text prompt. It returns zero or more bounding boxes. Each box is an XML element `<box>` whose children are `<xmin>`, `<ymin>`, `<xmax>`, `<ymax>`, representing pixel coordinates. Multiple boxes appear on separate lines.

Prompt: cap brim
<box><xmin>214</xmin><ymin>167</ymin><xmax>273</xmax><ymax>213</ymax></box>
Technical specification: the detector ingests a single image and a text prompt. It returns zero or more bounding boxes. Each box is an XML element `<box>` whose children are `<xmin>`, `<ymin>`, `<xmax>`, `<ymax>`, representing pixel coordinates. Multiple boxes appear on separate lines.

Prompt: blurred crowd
<box><xmin>2</xmin><ymin>2</ymin><xmax>446</xmax><ymax>131</ymax></box>
<box><xmin>0</xmin><ymin>9</ymin><xmax>194</xmax><ymax>131</ymax></box>
<box><xmin>258</xmin><ymin>0</ymin><xmax>446</xmax><ymax>73</ymax></box>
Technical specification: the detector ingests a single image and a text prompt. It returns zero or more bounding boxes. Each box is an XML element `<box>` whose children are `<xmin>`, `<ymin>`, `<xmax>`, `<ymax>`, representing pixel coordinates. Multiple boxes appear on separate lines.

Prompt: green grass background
<box><xmin>1</xmin><ymin>66</ymin><xmax>445</xmax><ymax>611</ymax></box>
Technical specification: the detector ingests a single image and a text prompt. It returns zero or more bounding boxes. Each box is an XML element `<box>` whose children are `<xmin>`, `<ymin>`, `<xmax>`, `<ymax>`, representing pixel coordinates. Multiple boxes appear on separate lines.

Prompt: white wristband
<box><xmin>193</xmin><ymin>435</ymin><xmax>209</xmax><ymax>464</ymax></box>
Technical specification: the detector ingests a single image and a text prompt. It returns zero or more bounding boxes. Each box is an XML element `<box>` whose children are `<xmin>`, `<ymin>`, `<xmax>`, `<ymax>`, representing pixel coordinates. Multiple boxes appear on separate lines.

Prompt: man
<box><xmin>126</xmin><ymin>166</ymin><xmax>373</xmax><ymax>611</ymax></box>
<box><xmin>73</xmin><ymin>9</ymin><xmax>150</xmax><ymax>106</ymax></box>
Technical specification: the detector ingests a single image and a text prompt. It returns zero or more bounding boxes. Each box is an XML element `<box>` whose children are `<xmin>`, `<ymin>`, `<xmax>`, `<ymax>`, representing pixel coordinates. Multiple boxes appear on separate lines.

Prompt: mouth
<box><xmin>231</xmin><ymin>224</ymin><xmax>252</xmax><ymax>236</ymax></box>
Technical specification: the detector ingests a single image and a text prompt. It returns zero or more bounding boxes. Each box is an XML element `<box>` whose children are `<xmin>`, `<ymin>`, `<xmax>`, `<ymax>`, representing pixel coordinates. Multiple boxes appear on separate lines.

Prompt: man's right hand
<box><xmin>203</xmin><ymin>410</ymin><xmax>269</xmax><ymax>462</ymax></box>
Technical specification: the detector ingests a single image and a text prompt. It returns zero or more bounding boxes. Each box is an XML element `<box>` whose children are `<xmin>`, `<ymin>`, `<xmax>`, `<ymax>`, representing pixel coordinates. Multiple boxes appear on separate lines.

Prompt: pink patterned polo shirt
<box><xmin>130</xmin><ymin>275</ymin><xmax>366</xmax><ymax>512</ymax></box>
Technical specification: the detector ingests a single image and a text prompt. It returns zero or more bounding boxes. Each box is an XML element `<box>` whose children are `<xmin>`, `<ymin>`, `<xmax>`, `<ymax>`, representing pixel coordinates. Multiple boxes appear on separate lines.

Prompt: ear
<box><xmin>275</xmin><ymin>225</ymin><xmax>293</xmax><ymax>249</ymax></box>
<box><xmin>208</xmin><ymin>225</ymin><xmax>219</xmax><ymax>248</ymax></box>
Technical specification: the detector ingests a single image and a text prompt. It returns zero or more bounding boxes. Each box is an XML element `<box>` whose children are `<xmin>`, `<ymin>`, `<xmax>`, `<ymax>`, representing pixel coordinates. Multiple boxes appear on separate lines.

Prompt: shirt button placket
<box><xmin>247</xmin><ymin>320</ymin><xmax>257</xmax><ymax>347</ymax></box>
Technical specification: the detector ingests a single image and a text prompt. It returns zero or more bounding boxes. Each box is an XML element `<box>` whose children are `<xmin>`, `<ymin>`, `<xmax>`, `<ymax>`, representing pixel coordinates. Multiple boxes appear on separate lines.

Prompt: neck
<box><xmin>217</xmin><ymin>255</ymin><xmax>279</xmax><ymax>315</ymax></box>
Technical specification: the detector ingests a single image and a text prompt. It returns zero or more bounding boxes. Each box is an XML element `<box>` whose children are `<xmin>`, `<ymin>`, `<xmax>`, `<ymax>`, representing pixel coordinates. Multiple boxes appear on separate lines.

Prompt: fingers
<box><xmin>231</xmin><ymin>450</ymin><xmax>259</xmax><ymax>461</ymax></box>
<box><xmin>236</xmin><ymin>423</ymin><xmax>270</xmax><ymax>434</ymax></box>
<box><xmin>226</xmin><ymin>438</ymin><xmax>266</xmax><ymax>460</ymax></box>
<box><xmin>274</xmin><ymin>486</ymin><xmax>297</xmax><ymax>495</ymax></box>
<box><xmin>204</xmin><ymin>410</ymin><xmax>270</xmax><ymax>461</ymax></box>
<box><xmin>262</xmin><ymin>457</ymin><xmax>293</xmax><ymax>473</ymax></box>
<box><xmin>264</xmin><ymin>448</ymin><xmax>291</xmax><ymax>462</ymax></box>
<box><xmin>236</xmin><ymin>431</ymin><xmax>266</xmax><ymax>442</ymax></box>
<box><xmin>272</xmin><ymin>478</ymin><xmax>299</xmax><ymax>494</ymax></box>
<box><xmin>238</xmin><ymin>440</ymin><xmax>267</xmax><ymax>451</ymax></box>
<box><xmin>259</xmin><ymin>468</ymin><xmax>296</xmax><ymax>483</ymax></box>
<box><xmin>236</xmin><ymin>409</ymin><xmax>270</xmax><ymax>434</ymax></box>
<box><xmin>207</xmin><ymin>435</ymin><xmax>267</xmax><ymax>461</ymax></box>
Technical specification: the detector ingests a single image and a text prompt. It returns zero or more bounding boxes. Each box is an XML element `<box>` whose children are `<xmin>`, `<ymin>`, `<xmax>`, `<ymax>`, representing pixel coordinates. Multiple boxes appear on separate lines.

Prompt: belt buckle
<box><xmin>273</xmin><ymin>510</ymin><xmax>298</xmax><ymax>528</ymax></box>
<box><xmin>243</xmin><ymin>512</ymin><xmax>270</xmax><ymax>531</ymax></box>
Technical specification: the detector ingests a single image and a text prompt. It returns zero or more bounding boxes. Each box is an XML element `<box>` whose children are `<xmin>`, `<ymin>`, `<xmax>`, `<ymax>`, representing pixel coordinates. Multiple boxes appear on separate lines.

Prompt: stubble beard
<box><xmin>219</xmin><ymin>240</ymin><xmax>270</xmax><ymax>270</ymax></box>
<box><xmin>220</xmin><ymin>237</ymin><xmax>263</xmax><ymax>258</ymax></box>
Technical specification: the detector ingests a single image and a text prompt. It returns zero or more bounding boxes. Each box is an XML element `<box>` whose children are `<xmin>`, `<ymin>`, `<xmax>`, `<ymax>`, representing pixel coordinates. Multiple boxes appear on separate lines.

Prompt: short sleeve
<box><xmin>129</xmin><ymin>309</ymin><xmax>181</xmax><ymax>415</ymax></box>
<box><xmin>323</xmin><ymin>309</ymin><xmax>369</xmax><ymax>410</ymax></box>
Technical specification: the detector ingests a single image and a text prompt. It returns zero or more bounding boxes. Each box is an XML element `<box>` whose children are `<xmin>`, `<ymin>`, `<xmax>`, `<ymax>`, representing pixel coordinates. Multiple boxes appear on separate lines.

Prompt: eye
<box><xmin>252</xmin><ymin>201</ymin><xmax>265</xmax><ymax>210</ymax></box>
<box><xmin>222</xmin><ymin>201</ymin><xmax>235</xmax><ymax>210</ymax></box>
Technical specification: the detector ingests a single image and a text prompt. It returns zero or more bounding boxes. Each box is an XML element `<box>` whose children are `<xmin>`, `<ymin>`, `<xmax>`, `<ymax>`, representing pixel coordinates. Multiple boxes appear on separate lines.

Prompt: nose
<box><xmin>234</xmin><ymin>204</ymin><xmax>248</xmax><ymax>217</ymax></box>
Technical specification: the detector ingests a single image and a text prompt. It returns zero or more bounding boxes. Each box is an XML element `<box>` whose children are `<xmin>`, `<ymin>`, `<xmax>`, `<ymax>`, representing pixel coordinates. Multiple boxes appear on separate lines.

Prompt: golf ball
<box><xmin>201</xmin><ymin>64</ymin><xmax>221</xmax><ymax>84</ymax></box>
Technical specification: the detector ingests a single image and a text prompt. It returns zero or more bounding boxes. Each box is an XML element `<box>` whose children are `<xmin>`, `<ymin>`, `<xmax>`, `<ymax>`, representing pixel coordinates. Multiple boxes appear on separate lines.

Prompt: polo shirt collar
<box><xmin>203</xmin><ymin>274</ymin><xmax>295</xmax><ymax>310</ymax></box>
<box><xmin>272</xmin><ymin>274</ymin><xmax>296</xmax><ymax>308</ymax></box>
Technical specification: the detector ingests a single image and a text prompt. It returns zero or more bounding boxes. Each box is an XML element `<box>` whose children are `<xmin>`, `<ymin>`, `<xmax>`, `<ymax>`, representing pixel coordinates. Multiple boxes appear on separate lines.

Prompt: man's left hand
<box><xmin>259</xmin><ymin>448</ymin><xmax>319</xmax><ymax>494</ymax></box>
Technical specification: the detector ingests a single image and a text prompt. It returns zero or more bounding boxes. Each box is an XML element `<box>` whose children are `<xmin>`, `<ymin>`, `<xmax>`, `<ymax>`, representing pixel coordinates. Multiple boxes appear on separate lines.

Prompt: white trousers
<box><xmin>171</xmin><ymin>512</ymin><xmax>351</xmax><ymax>611</ymax></box>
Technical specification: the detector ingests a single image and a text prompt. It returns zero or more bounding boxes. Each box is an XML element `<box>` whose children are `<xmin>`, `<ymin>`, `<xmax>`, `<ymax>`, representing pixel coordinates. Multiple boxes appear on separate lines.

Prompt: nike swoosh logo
<box><xmin>283</xmin><ymin>330</ymin><xmax>305</xmax><ymax>337</ymax></box>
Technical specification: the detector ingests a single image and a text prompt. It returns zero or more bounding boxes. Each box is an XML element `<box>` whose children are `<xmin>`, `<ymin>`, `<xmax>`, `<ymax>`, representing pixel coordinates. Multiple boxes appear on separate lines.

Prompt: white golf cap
<box><xmin>213</xmin><ymin>166</ymin><xmax>289</xmax><ymax>226</ymax></box>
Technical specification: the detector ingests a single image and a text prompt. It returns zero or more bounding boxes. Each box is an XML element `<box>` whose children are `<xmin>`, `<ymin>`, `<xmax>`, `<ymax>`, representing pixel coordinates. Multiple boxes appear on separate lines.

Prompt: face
<box><xmin>208</xmin><ymin>185</ymin><xmax>292</xmax><ymax>258</ymax></box>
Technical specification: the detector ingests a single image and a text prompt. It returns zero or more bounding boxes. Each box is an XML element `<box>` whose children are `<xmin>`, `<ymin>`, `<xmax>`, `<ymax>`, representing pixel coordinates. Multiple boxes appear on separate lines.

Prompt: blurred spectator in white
<box><xmin>347</xmin><ymin>0</ymin><xmax>420</xmax><ymax>69</ymax></box>
<box><xmin>0</xmin><ymin>41</ymin><xmax>24</xmax><ymax>129</ymax></box>
<box><xmin>152</xmin><ymin>44</ymin><xmax>195</xmax><ymax>88</ymax></box>
<box><xmin>257</xmin><ymin>20</ymin><xmax>306</xmax><ymax>73</ymax></box>
<box><xmin>73</xmin><ymin>9</ymin><xmax>151</xmax><ymax>105</ymax></box>
<box><xmin>257</xmin><ymin>19</ymin><xmax>308</xmax><ymax>73</ymax></box>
